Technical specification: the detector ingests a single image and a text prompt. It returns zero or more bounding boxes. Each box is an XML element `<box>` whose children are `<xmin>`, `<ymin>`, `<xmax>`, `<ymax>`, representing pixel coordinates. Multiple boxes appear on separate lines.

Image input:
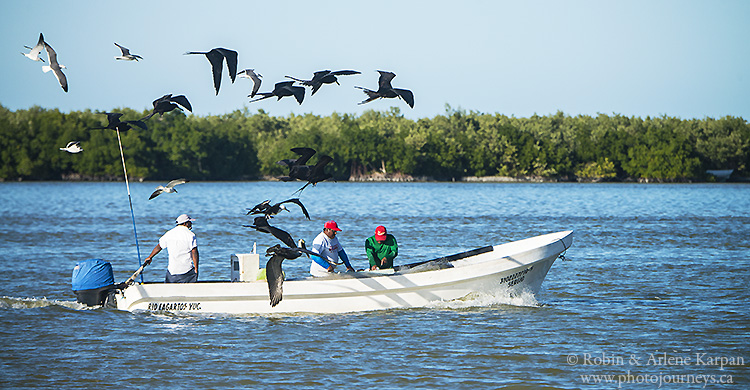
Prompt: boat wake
<box><xmin>0</xmin><ymin>296</ymin><xmax>88</xmax><ymax>310</ymax></box>
<box><xmin>427</xmin><ymin>287</ymin><xmax>541</xmax><ymax>310</ymax></box>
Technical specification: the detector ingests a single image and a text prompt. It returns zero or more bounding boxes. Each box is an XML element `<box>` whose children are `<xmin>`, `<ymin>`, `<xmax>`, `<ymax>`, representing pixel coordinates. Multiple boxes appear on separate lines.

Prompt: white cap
<box><xmin>175</xmin><ymin>214</ymin><xmax>195</xmax><ymax>225</ymax></box>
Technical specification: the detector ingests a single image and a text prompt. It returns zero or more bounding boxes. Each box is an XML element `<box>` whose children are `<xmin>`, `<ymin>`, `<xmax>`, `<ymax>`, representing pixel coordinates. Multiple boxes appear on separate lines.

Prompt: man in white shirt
<box><xmin>309</xmin><ymin>220</ymin><xmax>355</xmax><ymax>277</ymax></box>
<box><xmin>143</xmin><ymin>214</ymin><xmax>199</xmax><ymax>283</ymax></box>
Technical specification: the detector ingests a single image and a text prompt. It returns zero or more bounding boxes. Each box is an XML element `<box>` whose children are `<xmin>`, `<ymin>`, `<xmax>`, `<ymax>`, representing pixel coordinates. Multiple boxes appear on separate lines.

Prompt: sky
<box><xmin>1</xmin><ymin>0</ymin><xmax>748</xmax><ymax>121</ymax></box>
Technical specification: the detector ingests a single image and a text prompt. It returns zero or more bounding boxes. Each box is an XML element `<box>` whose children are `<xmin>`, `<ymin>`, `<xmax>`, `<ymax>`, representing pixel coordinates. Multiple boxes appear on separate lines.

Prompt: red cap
<box><xmin>375</xmin><ymin>225</ymin><xmax>387</xmax><ymax>242</ymax></box>
<box><xmin>324</xmin><ymin>220</ymin><xmax>341</xmax><ymax>231</ymax></box>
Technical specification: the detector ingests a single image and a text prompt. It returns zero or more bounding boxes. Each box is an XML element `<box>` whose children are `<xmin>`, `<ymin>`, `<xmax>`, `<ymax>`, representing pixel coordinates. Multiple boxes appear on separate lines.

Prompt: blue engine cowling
<box><xmin>72</xmin><ymin>259</ymin><xmax>117</xmax><ymax>307</ymax></box>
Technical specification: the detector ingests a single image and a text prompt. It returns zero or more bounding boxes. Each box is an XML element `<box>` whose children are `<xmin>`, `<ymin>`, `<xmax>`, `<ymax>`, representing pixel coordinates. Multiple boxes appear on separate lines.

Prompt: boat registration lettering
<box><xmin>147</xmin><ymin>302</ymin><xmax>202</xmax><ymax>311</ymax></box>
<box><xmin>501</xmin><ymin>266</ymin><xmax>533</xmax><ymax>287</ymax></box>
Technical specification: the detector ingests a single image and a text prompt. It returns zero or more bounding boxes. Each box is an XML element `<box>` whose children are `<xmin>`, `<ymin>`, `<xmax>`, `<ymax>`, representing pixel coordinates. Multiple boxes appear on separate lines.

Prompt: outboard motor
<box><xmin>72</xmin><ymin>259</ymin><xmax>118</xmax><ymax>308</ymax></box>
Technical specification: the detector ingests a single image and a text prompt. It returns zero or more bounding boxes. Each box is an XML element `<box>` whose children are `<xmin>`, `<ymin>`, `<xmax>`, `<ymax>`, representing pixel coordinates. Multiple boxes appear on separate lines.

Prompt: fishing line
<box><xmin>116</xmin><ymin>129</ymin><xmax>144</xmax><ymax>283</ymax></box>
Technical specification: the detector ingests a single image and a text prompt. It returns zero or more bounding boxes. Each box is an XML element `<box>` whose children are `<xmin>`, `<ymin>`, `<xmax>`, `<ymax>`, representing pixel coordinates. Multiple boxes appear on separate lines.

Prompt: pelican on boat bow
<box><xmin>72</xmin><ymin>230</ymin><xmax>573</xmax><ymax>314</ymax></box>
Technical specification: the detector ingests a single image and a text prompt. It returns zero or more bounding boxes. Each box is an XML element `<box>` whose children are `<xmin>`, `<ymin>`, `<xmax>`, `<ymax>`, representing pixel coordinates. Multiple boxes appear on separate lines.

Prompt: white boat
<box><xmin>706</xmin><ymin>169</ymin><xmax>733</xmax><ymax>181</ymax></box>
<box><xmin>110</xmin><ymin>230</ymin><xmax>573</xmax><ymax>314</ymax></box>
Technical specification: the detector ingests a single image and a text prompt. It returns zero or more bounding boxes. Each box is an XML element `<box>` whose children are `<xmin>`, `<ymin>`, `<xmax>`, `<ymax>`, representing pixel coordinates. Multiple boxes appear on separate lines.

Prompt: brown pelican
<box><xmin>265</xmin><ymin>243</ymin><xmax>316</xmax><ymax>307</ymax></box>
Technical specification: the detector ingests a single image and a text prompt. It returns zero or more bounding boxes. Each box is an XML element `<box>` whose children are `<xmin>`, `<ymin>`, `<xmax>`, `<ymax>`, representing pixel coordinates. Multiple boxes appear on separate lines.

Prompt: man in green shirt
<box><xmin>365</xmin><ymin>225</ymin><xmax>398</xmax><ymax>270</ymax></box>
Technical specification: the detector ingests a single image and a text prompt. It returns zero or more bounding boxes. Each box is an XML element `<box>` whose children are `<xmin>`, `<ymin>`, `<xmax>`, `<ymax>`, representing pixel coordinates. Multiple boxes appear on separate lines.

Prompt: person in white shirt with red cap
<box><xmin>143</xmin><ymin>213</ymin><xmax>199</xmax><ymax>283</ymax></box>
<box><xmin>309</xmin><ymin>220</ymin><xmax>355</xmax><ymax>276</ymax></box>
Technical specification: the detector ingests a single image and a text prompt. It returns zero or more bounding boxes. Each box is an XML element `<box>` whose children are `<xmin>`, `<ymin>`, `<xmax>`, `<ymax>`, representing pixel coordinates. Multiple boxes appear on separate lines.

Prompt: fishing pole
<box><xmin>116</xmin><ymin>129</ymin><xmax>144</xmax><ymax>283</ymax></box>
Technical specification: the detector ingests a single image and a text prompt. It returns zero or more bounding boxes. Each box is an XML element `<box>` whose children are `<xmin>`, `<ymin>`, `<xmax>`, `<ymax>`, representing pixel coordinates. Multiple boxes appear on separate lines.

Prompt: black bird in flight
<box><xmin>294</xmin><ymin>155</ymin><xmax>333</xmax><ymax>194</ymax></box>
<box><xmin>244</xmin><ymin>216</ymin><xmax>298</xmax><ymax>248</ymax></box>
<box><xmin>249</xmin><ymin>81</ymin><xmax>305</xmax><ymax>104</ymax></box>
<box><xmin>265</xmin><ymin>243</ymin><xmax>317</xmax><ymax>307</ymax></box>
<box><xmin>142</xmin><ymin>94</ymin><xmax>192</xmax><ymax>120</ymax></box>
<box><xmin>246</xmin><ymin>198</ymin><xmax>311</xmax><ymax>220</ymax></box>
<box><xmin>90</xmin><ymin>112</ymin><xmax>147</xmax><ymax>132</ymax></box>
<box><xmin>355</xmin><ymin>70</ymin><xmax>414</xmax><ymax>108</ymax></box>
<box><xmin>285</xmin><ymin>70</ymin><xmax>360</xmax><ymax>96</ymax></box>
<box><xmin>238</xmin><ymin>69</ymin><xmax>263</xmax><ymax>98</ymax></box>
<box><xmin>276</xmin><ymin>147</ymin><xmax>333</xmax><ymax>193</ymax></box>
<box><xmin>277</xmin><ymin>147</ymin><xmax>317</xmax><ymax>181</ymax></box>
<box><xmin>184</xmin><ymin>48</ymin><xmax>238</xmax><ymax>95</ymax></box>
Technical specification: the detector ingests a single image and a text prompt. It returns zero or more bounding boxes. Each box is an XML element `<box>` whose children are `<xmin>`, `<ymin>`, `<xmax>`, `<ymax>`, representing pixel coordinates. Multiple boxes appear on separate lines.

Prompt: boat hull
<box><xmin>114</xmin><ymin>230</ymin><xmax>573</xmax><ymax>314</ymax></box>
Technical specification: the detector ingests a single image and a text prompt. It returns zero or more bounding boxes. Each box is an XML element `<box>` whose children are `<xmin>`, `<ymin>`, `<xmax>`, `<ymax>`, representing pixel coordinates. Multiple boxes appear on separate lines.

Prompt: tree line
<box><xmin>0</xmin><ymin>104</ymin><xmax>747</xmax><ymax>182</ymax></box>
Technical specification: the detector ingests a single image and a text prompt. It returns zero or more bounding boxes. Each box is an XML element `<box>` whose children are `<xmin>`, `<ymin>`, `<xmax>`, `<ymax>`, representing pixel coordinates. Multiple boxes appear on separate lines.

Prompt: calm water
<box><xmin>0</xmin><ymin>181</ymin><xmax>748</xmax><ymax>389</ymax></box>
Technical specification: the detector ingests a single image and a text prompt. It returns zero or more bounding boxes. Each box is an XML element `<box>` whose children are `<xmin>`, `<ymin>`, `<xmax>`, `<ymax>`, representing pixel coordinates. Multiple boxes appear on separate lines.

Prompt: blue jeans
<box><xmin>165</xmin><ymin>268</ymin><xmax>197</xmax><ymax>283</ymax></box>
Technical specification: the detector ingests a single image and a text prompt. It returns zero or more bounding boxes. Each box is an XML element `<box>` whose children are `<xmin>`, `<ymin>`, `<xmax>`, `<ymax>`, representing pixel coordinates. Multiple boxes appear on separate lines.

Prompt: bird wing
<box><xmin>44</xmin><ymin>42</ymin><xmax>59</xmax><ymax>67</ymax></box>
<box><xmin>114</xmin><ymin>42</ymin><xmax>130</xmax><ymax>56</ymax></box>
<box><xmin>310</xmin><ymin>83</ymin><xmax>323</xmax><ymax>96</ymax></box>
<box><xmin>311</xmin><ymin>70</ymin><xmax>332</xmax><ymax>80</ymax></box>
<box><xmin>204</xmin><ymin>49</ymin><xmax>225</xmax><ymax>95</ymax></box>
<box><xmin>241</xmin><ymin>70</ymin><xmax>263</xmax><ymax>97</ymax></box>
<box><xmin>331</xmin><ymin>70</ymin><xmax>361</xmax><ymax>76</ymax></box>
<box><xmin>152</xmin><ymin>94</ymin><xmax>171</xmax><ymax>108</ymax></box>
<box><xmin>274</xmin><ymin>81</ymin><xmax>296</xmax><ymax>90</ymax></box>
<box><xmin>44</xmin><ymin>42</ymin><xmax>68</xmax><ymax>92</ymax></box>
<box><xmin>394</xmin><ymin>88</ymin><xmax>415</xmax><ymax>108</ymax></box>
<box><xmin>27</xmin><ymin>33</ymin><xmax>46</xmax><ymax>60</ymax></box>
<box><xmin>268</xmin><ymin>225</ymin><xmax>297</xmax><ymax>248</ymax></box>
<box><xmin>265</xmin><ymin>255</ymin><xmax>285</xmax><ymax>307</ymax></box>
<box><xmin>279</xmin><ymin>198</ymin><xmax>311</xmax><ymax>220</ymax></box>
<box><xmin>149</xmin><ymin>188</ymin><xmax>163</xmax><ymax>200</ymax></box>
<box><xmin>290</xmin><ymin>147</ymin><xmax>317</xmax><ymax>165</ymax></box>
<box><xmin>247</xmin><ymin>217</ymin><xmax>297</xmax><ymax>248</ymax></box>
<box><xmin>290</xmin><ymin>86</ymin><xmax>305</xmax><ymax>104</ymax></box>
<box><xmin>215</xmin><ymin>48</ymin><xmax>238</xmax><ymax>83</ymax></box>
<box><xmin>171</xmin><ymin>95</ymin><xmax>192</xmax><ymax>112</ymax></box>
<box><xmin>105</xmin><ymin>112</ymin><xmax>124</xmax><ymax>126</ymax></box>
<box><xmin>247</xmin><ymin>200</ymin><xmax>271</xmax><ymax>215</ymax></box>
<box><xmin>250</xmin><ymin>77</ymin><xmax>262</xmax><ymax>98</ymax></box>
<box><xmin>377</xmin><ymin>71</ymin><xmax>396</xmax><ymax>89</ymax></box>
<box><xmin>52</xmin><ymin>67</ymin><xmax>68</xmax><ymax>92</ymax></box>
<box><xmin>166</xmin><ymin>178</ymin><xmax>188</xmax><ymax>189</ymax></box>
<box><xmin>310</xmin><ymin>155</ymin><xmax>333</xmax><ymax>176</ymax></box>
<box><xmin>125</xmin><ymin>120</ymin><xmax>148</xmax><ymax>130</ymax></box>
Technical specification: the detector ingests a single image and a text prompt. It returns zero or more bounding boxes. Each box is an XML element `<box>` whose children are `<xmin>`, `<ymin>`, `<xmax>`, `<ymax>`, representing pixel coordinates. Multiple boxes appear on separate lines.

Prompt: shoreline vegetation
<box><xmin>1</xmin><ymin>104</ymin><xmax>748</xmax><ymax>183</ymax></box>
